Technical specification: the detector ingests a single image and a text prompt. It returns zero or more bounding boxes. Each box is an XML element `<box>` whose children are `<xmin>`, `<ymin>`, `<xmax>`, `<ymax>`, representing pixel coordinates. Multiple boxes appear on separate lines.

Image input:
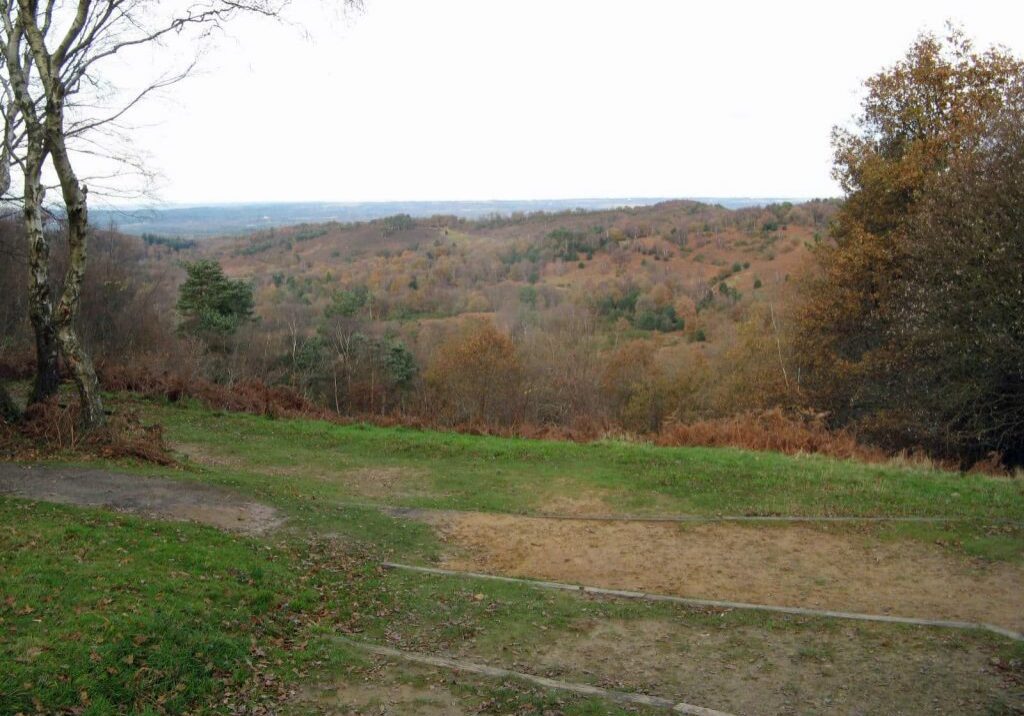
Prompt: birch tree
<box><xmin>0</xmin><ymin>0</ymin><xmax>361</xmax><ymax>428</ymax></box>
<box><xmin>0</xmin><ymin>78</ymin><xmax>24</xmax><ymax>418</ymax></box>
<box><xmin>0</xmin><ymin>40</ymin><xmax>59</xmax><ymax>406</ymax></box>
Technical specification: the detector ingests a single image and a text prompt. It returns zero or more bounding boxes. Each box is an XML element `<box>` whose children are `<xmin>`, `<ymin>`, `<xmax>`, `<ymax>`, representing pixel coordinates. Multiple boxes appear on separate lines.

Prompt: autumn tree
<box><xmin>424</xmin><ymin>320</ymin><xmax>523</xmax><ymax>426</ymax></box>
<box><xmin>516</xmin><ymin>306</ymin><xmax>604</xmax><ymax>426</ymax></box>
<box><xmin>714</xmin><ymin>304</ymin><xmax>795</xmax><ymax>413</ymax></box>
<box><xmin>600</xmin><ymin>339</ymin><xmax>665</xmax><ymax>433</ymax></box>
<box><xmin>795</xmin><ymin>28</ymin><xmax>1024</xmax><ymax>464</ymax></box>
<box><xmin>881</xmin><ymin>107</ymin><xmax>1024</xmax><ymax>463</ymax></box>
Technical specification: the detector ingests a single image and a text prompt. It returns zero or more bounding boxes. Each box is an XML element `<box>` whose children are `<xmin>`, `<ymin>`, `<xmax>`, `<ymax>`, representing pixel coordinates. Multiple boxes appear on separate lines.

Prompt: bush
<box><xmin>633</xmin><ymin>305</ymin><xmax>684</xmax><ymax>332</ymax></box>
<box><xmin>656</xmin><ymin>410</ymin><xmax>886</xmax><ymax>462</ymax></box>
<box><xmin>424</xmin><ymin>321</ymin><xmax>522</xmax><ymax>426</ymax></box>
<box><xmin>1</xmin><ymin>399</ymin><xmax>172</xmax><ymax>464</ymax></box>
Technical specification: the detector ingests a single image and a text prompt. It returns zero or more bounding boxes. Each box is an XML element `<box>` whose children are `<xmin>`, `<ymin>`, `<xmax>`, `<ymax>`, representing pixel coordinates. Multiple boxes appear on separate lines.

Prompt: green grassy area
<box><xmin>0</xmin><ymin>497</ymin><xmax>656</xmax><ymax>714</ymax></box>
<box><xmin>7</xmin><ymin>492</ymin><xmax>890</xmax><ymax>716</ymax></box>
<box><xmin>138</xmin><ymin>399</ymin><xmax>1024</xmax><ymax>521</ymax></box>
<box><xmin>4</xmin><ymin>397</ymin><xmax>1024</xmax><ymax>713</ymax></box>
<box><xmin>4</xmin><ymin>497</ymin><xmax>1017</xmax><ymax>714</ymax></box>
<box><xmin>0</xmin><ymin>498</ymin><xmax>323</xmax><ymax>714</ymax></box>
<box><xmin>119</xmin><ymin>397</ymin><xmax>1024</xmax><ymax>561</ymax></box>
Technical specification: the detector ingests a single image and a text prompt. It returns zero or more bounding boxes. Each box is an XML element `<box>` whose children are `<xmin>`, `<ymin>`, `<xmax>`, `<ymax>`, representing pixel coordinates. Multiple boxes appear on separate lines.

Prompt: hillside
<box><xmin>1</xmin><ymin>198</ymin><xmax>841</xmax><ymax>436</ymax></box>
<box><xmin>92</xmin><ymin>198</ymin><xmax>833</xmax><ymax>430</ymax></box>
<box><xmin>195</xmin><ymin>198</ymin><xmax>835</xmax><ymax>345</ymax></box>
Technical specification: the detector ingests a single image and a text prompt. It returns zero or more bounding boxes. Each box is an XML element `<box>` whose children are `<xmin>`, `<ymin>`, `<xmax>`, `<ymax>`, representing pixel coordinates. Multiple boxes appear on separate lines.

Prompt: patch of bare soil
<box><xmin>300</xmin><ymin>683</ymin><xmax>466</xmax><ymax>715</ymax></box>
<box><xmin>427</xmin><ymin>512</ymin><xmax>1024</xmax><ymax>632</ymax></box>
<box><xmin>0</xmin><ymin>464</ymin><xmax>282</xmax><ymax>535</ymax></box>
<box><xmin>295</xmin><ymin>664</ymin><xmax>470</xmax><ymax>715</ymax></box>
<box><xmin>509</xmin><ymin>618</ymin><xmax>1021</xmax><ymax>716</ymax></box>
<box><xmin>176</xmin><ymin>442</ymin><xmax>248</xmax><ymax>470</ymax></box>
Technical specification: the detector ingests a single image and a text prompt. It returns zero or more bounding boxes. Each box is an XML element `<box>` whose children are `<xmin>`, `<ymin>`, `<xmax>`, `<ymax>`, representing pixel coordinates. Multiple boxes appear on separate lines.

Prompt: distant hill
<box><xmin>92</xmin><ymin>197</ymin><xmax>811</xmax><ymax>237</ymax></box>
<box><xmin>172</xmin><ymin>197</ymin><xmax>839</xmax><ymax>363</ymax></box>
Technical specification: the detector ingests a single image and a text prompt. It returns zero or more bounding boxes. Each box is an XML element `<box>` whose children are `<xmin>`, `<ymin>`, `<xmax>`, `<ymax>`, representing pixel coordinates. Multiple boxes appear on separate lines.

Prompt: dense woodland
<box><xmin>1</xmin><ymin>198</ymin><xmax>832</xmax><ymax>424</ymax></box>
<box><xmin>2</xmin><ymin>30</ymin><xmax>1023</xmax><ymax>469</ymax></box>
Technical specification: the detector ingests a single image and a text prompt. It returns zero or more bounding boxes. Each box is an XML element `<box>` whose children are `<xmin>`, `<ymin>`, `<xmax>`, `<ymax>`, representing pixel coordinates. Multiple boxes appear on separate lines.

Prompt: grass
<box><xmin>141</xmin><ymin>399</ymin><xmax>1024</xmax><ymax>520</ymax></box>
<box><xmin>122</xmin><ymin>397</ymin><xmax>1024</xmax><ymax>561</ymax></box>
<box><xmin>3</xmin><ymin>396</ymin><xmax>1023</xmax><ymax>713</ymax></box>
<box><xmin>0</xmin><ymin>499</ymin><xmax>315</xmax><ymax>714</ymax></box>
<box><xmin>0</xmin><ymin>497</ymin><xmax>664</xmax><ymax>714</ymax></box>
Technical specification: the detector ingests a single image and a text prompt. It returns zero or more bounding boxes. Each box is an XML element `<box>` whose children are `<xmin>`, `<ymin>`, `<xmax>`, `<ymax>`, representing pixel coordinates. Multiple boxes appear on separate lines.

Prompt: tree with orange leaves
<box><xmin>796</xmin><ymin>28</ymin><xmax>1024</xmax><ymax>465</ymax></box>
<box><xmin>424</xmin><ymin>320</ymin><xmax>523</xmax><ymax>426</ymax></box>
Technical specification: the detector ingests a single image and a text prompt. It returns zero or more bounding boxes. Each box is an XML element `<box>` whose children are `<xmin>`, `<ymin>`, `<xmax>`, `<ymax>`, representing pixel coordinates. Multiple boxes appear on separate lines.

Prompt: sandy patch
<box><xmin>427</xmin><ymin>512</ymin><xmax>1024</xmax><ymax>632</ymax></box>
<box><xmin>0</xmin><ymin>464</ymin><xmax>282</xmax><ymax>535</ymax></box>
<box><xmin>523</xmin><ymin>619</ymin><xmax>1021</xmax><ymax>715</ymax></box>
<box><xmin>176</xmin><ymin>442</ymin><xmax>249</xmax><ymax>470</ymax></box>
<box><xmin>301</xmin><ymin>683</ymin><xmax>466</xmax><ymax>715</ymax></box>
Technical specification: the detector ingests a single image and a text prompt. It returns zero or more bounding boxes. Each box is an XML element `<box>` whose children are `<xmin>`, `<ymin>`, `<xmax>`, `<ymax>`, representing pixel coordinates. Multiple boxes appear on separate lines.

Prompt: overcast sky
<box><xmin>99</xmin><ymin>0</ymin><xmax>1024</xmax><ymax>206</ymax></box>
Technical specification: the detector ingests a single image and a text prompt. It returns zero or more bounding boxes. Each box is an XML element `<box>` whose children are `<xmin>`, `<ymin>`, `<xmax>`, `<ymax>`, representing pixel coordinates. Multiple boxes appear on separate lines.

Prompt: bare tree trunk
<box><xmin>0</xmin><ymin>42</ymin><xmax>56</xmax><ymax>407</ymax></box>
<box><xmin>30</xmin><ymin>321</ymin><xmax>60</xmax><ymax>401</ymax></box>
<box><xmin>769</xmin><ymin>302</ymin><xmax>790</xmax><ymax>392</ymax></box>
<box><xmin>0</xmin><ymin>380</ymin><xmax>18</xmax><ymax>421</ymax></box>
<box><xmin>7</xmin><ymin>1</ymin><xmax>105</xmax><ymax>430</ymax></box>
<box><xmin>23</xmin><ymin>140</ymin><xmax>60</xmax><ymax>404</ymax></box>
<box><xmin>48</xmin><ymin>125</ymin><xmax>105</xmax><ymax>428</ymax></box>
<box><xmin>4</xmin><ymin>18</ymin><xmax>60</xmax><ymax>406</ymax></box>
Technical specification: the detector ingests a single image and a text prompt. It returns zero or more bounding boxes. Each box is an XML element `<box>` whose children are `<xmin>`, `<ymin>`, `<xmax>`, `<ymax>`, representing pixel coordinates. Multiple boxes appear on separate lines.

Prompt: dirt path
<box><xmin>425</xmin><ymin>511</ymin><xmax>1024</xmax><ymax>633</ymax></box>
<box><xmin>0</xmin><ymin>463</ymin><xmax>282</xmax><ymax>535</ymax></box>
<box><xmin>527</xmin><ymin>618</ymin><xmax>1021</xmax><ymax>716</ymax></box>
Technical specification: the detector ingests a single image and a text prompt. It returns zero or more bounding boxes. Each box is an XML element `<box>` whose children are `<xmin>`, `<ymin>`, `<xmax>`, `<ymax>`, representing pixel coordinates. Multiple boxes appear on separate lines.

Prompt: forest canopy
<box><xmin>795</xmin><ymin>29</ymin><xmax>1024</xmax><ymax>465</ymax></box>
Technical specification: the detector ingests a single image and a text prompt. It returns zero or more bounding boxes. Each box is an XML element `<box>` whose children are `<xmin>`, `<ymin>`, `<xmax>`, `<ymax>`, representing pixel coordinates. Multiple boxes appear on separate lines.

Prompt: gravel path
<box><xmin>0</xmin><ymin>463</ymin><xmax>282</xmax><ymax>534</ymax></box>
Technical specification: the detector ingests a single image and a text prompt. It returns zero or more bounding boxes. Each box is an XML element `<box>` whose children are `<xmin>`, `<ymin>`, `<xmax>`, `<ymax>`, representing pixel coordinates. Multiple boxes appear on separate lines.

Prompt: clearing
<box><xmin>1</xmin><ymin>397</ymin><xmax>1022</xmax><ymax>715</ymax></box>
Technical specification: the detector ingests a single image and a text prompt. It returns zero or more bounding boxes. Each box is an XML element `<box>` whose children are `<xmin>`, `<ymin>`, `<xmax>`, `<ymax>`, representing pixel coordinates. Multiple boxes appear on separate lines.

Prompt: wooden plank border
<box><xmin>382</xmin><ymin>562</ymin><xmax>1024</xmax><ymax>643</ymax></box>
<box><xmin>332</xmin><ymin>635</ymin><xmax>735</xmax><ymax>715</ymax></box>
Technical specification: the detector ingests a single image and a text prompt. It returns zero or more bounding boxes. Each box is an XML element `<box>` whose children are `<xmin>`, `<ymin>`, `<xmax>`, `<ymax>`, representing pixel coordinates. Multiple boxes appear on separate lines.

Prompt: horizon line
<box><xmin>93</xmin><ymin>195</ymin><xmax>832</xmax><ymax>211</ymax></box>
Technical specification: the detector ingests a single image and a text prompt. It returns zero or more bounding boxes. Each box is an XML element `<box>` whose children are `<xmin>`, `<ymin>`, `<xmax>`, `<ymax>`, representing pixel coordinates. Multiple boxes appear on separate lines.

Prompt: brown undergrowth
<box><xmin>91</xmin><ymin>363</ymin><xmax>984</xmax><ymax>473</ymax></box>
<box><xmin>655</xmin><ymin>410</ymin><xmax>890</xmax><ymax>462</ymax></box>
<box><xmin>99</xmin><ymin>363</ymin><xmax>330</xmax><ymax>420</ymax></box>
<box><xmin>0</xmin><ymin>398</ymin><xmax>174</xmax><ymax>464</ymax></box>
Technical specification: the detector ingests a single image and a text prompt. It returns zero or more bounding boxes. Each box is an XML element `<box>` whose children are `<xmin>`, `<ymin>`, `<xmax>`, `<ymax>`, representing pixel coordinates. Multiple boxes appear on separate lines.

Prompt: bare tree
<box><xmin>0</xmin><ymin>45</ymin><xmax>59</xmax><ymax>405</ymax></box>
<box><xmin>0</xmin><ymin>80</ymin><xmax>24</xmax><ymax>417</ymax></box>
<box><xmin>0</xmin><ymin>0</ymin><xmax>362</xmax><ymax>428</ymax></box>
<box><xmin>0</xmin><ymin>217</ymin><xmax>27</xmax><ymax>419</ymax></box>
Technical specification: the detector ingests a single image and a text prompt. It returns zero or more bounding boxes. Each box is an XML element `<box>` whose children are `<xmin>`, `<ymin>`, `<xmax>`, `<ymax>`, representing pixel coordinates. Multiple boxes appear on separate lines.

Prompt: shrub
<box><xmin>424</xmin><ymin>321</ymin><xmax>523</xmax><ymax>426</ymax></box>
<box><xmin>633</xmin><ymin>305</ymin><xmax>684</xmax><ymax>332</ymax></box>
<box><xmin>1</xmin><ymin>398</ymin><xmax>172</xmax><ymax>464</ymax></box>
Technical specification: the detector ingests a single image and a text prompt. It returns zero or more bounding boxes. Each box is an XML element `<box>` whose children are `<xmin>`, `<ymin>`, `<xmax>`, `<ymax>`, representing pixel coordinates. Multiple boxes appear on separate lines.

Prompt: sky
<box><xmin>84</xmin><ymin>0</ymin><xmax>1024</xmax><ymax>206</ymax></box>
